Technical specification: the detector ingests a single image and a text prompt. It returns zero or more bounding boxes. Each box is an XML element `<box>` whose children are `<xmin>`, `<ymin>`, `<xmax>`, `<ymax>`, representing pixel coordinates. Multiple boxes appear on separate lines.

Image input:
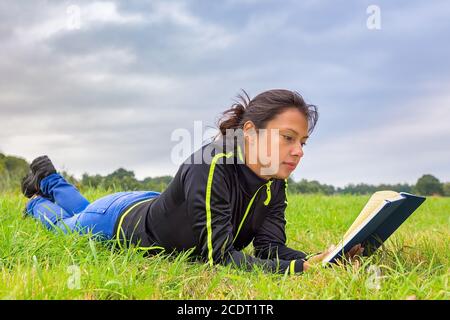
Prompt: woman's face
<box><xmin>244</xmin><ymin>108</ymin><xmax>309</xmax><ymax>180</ymax></box>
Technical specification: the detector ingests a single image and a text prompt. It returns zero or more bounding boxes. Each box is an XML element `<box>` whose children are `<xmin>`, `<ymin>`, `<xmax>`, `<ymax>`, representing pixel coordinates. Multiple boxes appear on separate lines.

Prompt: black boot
<box><xmin>29</xmin><ymin>155</ymin><xmax>57</xmax><ymax>190</ymax></box>
<box><xmin>21</xmin><ymin>172</ymin><xmax>41</xmax><ymax>198</ymax></box>
<box><xmin>21</xmin><ymin>172</ymin><xmax>43</xmax><ymax>218</ymax></box>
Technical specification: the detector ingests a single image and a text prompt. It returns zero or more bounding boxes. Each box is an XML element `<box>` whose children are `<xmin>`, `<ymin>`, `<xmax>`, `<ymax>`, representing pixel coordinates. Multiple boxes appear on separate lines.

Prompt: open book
<box><xmin>322</xmin><ymin>191</ymin><xmax>426</xmax><ymax>264</ymax></box>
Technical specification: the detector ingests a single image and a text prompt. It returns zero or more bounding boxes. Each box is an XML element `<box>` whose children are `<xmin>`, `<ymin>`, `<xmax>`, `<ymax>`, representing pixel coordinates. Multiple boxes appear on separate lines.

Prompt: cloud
<box><xmin>11</xmin><ymin>1</ymin><xmax>143</xmax><ymax>45</ymax></box>
<box><xmin>0</xmin><ymin>1</ymin><xmax>449</xmax><ymax>186</ymax></box>
<box><xmin>295</xmin><ymin>86</ymin><xmax>450</xmax><ymax>186</ymax></box>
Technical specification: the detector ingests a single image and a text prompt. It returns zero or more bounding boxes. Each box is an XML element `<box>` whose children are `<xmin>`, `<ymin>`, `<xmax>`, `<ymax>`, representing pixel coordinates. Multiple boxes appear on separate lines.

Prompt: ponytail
<box><xmin>217</xmin><ymin>90</ymin><xmax>250</xmax><ymax>136</ymax></box>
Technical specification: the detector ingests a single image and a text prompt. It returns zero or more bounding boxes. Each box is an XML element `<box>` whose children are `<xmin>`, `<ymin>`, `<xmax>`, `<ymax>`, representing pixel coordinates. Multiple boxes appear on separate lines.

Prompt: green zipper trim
<box><xmin>233</xmin><ymin>179</ymin><xmax>273</xmax><ymax>243</ymax></box>
<box><xmin>116</xmin><ymin>198</ymin><xmax>159</xmax><ymax>251</ymax></box>
<box><xmin>284</xmin><ymin>179</ymin><xmax>289</xmax><ymax>205</ymax></box>
<box><xmin>206</xmin><ymin>151</ymin><xmax>234</xmax><ymax>266</ymax></box>
<box><xmin>263</xmin><ymin>180</ymin><xmax>273</xmax><ymax>206</ymax></box>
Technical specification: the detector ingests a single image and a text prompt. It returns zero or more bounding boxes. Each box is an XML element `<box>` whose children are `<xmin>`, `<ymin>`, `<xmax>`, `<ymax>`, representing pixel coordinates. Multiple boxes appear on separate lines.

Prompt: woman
<box><xmin>22</xmin><ymin>89</ymin><xmax>363</xmax><ymax>274</ymax></box>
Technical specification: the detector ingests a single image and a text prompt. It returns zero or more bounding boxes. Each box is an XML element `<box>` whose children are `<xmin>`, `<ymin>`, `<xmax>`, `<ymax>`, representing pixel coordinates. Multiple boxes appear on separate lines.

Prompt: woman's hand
<box><xmin>343</xmin><ymin>243</ymin><xmax>364</xmax><ymax>262</ymax></box>
<box><xmin>303</xmin><ymin>244</ymin><xmax>364</xmax><ymax>272</ymax></box>
<box><xmin>303</xmin><ymin>244</ymin><xmax>336</xmax><ymax>271</ymax></box>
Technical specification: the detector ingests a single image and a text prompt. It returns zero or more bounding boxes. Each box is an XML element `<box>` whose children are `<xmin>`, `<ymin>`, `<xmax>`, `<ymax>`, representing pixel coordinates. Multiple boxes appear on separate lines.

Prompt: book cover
<box><xmin>322</xmin><ymin>191</ymin><xmax>426</xmax><ymax>264</ymax></box>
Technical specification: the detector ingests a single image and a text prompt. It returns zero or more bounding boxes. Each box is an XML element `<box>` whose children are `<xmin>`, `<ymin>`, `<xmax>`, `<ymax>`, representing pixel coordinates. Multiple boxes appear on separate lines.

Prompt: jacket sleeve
<box><xmin>253</xmin><ymin>179</ymin><xmax>309</xmax><ymax>261</ymax></box>
<box><xmin>181</xmin><ymin>158</ymin><xmax>305</xmax><ymax>274</ymax></box>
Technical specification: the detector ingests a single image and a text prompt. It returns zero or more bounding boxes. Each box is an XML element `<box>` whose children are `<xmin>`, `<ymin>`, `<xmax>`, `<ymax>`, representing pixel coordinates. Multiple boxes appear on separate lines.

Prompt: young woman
<box><xmin>22</xmin><ymin>89</ymin><xmax>363</xmax><ymax>274</ymax></box>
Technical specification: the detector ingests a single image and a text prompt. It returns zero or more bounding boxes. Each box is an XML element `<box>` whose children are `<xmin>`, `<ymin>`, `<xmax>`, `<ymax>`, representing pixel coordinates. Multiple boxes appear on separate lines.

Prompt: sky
<box><xmin>0</xmin><ymin>0</ymin><xmax>449</xmax><ymax>187</ymax></box>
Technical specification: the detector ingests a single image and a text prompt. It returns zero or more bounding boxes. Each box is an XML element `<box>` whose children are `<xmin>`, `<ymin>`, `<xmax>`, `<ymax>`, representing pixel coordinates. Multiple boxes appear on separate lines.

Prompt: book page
<box><xmin>322</xmin><ymin>190</ymin><xmax>407</xmax><ymax>264</ymax></box>
<box><xmin>342</xmin><ymin>190</ymin><xmax>400</xmax><ymax>240</ymax></box>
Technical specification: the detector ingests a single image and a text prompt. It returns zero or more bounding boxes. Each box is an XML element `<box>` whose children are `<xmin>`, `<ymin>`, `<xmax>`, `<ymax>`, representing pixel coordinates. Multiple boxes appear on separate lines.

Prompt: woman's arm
<box><xmin>253</xmin><ymin>179</ymin><xmax>308</xmax><ymax>261</ymax></box>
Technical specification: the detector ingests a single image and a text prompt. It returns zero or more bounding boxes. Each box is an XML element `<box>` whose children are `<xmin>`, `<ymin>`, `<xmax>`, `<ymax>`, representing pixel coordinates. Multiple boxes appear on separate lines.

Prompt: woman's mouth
<box><xmin>282</xmin><ymin>162</ymin><xmax>297</xmax><ymax>170</ymax></box>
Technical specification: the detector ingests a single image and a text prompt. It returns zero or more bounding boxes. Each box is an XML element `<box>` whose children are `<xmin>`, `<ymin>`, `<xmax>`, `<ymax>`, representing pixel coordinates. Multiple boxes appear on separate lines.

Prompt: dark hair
<box><xmin>216</xmin><ymin>89</ymin><xmax>319</xmax><ymax>137</ymax></box>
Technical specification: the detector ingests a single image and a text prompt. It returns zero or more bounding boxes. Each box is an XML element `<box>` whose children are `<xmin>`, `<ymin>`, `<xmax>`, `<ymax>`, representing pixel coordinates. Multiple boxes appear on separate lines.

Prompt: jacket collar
<box><xmin>237</xmin><ymin>162</ymin><xmax>272</xmax><ymax>197</ymax></box>
<box><xmin>211</xmin><ymin>134</ymin><xmax>273</xmax><ymax>196</ymax></box>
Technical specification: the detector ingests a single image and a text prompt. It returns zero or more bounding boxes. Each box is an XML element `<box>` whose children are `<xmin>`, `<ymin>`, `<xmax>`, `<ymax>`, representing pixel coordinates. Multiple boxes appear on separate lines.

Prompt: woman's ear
<box><xmin>243</xmin><ymin>121</ymin><xmax>257</xmax><ymax>145</ymax></box>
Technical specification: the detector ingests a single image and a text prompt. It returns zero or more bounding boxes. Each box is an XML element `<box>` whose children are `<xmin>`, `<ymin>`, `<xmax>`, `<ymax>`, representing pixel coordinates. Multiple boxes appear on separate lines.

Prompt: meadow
<box><xmin>0</xmin><ymin>189</ymin><xmax>448</xmax><ymax>299</ymax></box>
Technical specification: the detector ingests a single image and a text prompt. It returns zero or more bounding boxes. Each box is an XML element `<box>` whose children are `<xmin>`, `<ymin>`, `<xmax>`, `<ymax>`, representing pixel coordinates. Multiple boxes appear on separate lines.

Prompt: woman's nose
<box><xmin>291</xmin><ymin>143</ymin><xmax>304</xmax><ymax>157</ymax></box>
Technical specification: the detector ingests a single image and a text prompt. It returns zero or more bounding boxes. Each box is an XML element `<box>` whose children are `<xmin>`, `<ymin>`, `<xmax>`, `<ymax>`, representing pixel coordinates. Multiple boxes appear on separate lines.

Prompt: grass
<box><xmin>0</xmin><ymin>189</ymin><xmax>448</xmax><ymax>299</ymax></box>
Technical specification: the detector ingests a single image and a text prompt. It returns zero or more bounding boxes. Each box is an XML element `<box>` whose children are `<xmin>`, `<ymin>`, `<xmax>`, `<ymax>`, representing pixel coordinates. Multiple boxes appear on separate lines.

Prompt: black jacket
<box><xmin>116</xmin><ymin>137</ymin><xmax>308</xmax><ymax>274</ymax></box>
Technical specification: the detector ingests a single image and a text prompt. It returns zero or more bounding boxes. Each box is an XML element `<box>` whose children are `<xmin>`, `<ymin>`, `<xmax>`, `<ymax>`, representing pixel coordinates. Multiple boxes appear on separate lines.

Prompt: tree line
<box><xmin>1</xmin><ymin>152</ymin><xmax>449</xmax><ymax>196</ymax></box>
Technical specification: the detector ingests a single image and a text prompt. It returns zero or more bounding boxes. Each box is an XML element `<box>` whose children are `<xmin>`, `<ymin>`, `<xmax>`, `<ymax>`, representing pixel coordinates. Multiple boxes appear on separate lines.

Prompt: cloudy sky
<box><xmin>1</xmin><ymin>0</ymin><xmax>449</xmax><ymax>187</ymax></box>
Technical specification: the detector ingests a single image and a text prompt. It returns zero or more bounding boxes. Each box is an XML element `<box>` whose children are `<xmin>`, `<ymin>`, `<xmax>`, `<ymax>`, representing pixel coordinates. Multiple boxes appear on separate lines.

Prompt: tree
<box><xmin>0</xmin><ymin>159</ymin><xmax>5</xmax><ymax>175</ymax></box>
<box><xmin>142</xmin><ymin>175</ymin><xmax>172</xmax><ymax>192</ymax></box>
<box><xmin>81</xmin><ymin>173</ymin><xmax>104</xmax><ymax>189</ymax></box>
<box><xmin>443</xmin><ymin>182</ymin><xmax>450</xmax><ymax>197</ymax></box>
<box><xmin>104</xmin><ymin>168</ymin><xmax>140</xmax><ymax>190</ymax></box>
<box><xmin>3</xmin><ymin>155</ymin><xmax>29</xmax><ymax>177</ymax></box>
<box><xmin>414</xmin><ymin>174</ymin><xmax>444</xmax><ymax>196</ymax></box>
<box><xmin>0</xmin><ymin>154</ymin><xmax>29</xmax><ymax>191</ymax></box>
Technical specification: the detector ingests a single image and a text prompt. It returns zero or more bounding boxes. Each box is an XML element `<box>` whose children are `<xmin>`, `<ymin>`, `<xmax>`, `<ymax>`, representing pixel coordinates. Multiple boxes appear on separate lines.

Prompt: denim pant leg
<box><xmin>74</xmin><ymin>191</ymin><xmax>161</xmax><ymax>240</ymax></box>
<box><xmin>40</xmin><ymin>173</ymin><xmax>90</xmax><ymax>215</ymax></box>
<box><xmin>26</xmin><ymin>196</ymin><xmax>75</xmax><ymax>231</ymax></box>
<box><xmin>27</xmin><ymin>190</ymin><xmax>160</xmax><ymax>241</ymax></box>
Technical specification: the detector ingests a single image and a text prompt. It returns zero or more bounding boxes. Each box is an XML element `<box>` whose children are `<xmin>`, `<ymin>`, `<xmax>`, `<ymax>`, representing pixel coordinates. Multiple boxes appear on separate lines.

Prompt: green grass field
<box><xmin>0</xmin><ymin>189</ymin><xmax>448</xmax><ymax>300</ymax></box>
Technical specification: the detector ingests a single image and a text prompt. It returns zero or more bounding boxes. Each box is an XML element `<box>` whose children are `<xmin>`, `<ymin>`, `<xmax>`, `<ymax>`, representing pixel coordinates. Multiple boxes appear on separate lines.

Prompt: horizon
<box><xmin>0</xmin><ymin>149</ymin><xmax>445</xmax><ymax>189</ymax></box>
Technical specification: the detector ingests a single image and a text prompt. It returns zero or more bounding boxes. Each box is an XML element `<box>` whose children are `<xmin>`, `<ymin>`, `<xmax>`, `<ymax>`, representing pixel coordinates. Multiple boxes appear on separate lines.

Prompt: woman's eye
<box><xmin>283</xmin><ymin>135</ymin><xmax>293</xmax><ymax>142</ymax></box>
<box><xmin>301</xmin><ymin>142</ymin><xmax>307</xmax><ymax>147</ymax></box>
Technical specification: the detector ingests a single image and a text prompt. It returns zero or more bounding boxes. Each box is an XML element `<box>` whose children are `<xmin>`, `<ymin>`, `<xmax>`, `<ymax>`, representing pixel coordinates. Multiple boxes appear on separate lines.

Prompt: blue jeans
<box><xmin>26</xmin><ymin>173</ymin><xmax>161</xmax><ymax>240</ymax></box>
